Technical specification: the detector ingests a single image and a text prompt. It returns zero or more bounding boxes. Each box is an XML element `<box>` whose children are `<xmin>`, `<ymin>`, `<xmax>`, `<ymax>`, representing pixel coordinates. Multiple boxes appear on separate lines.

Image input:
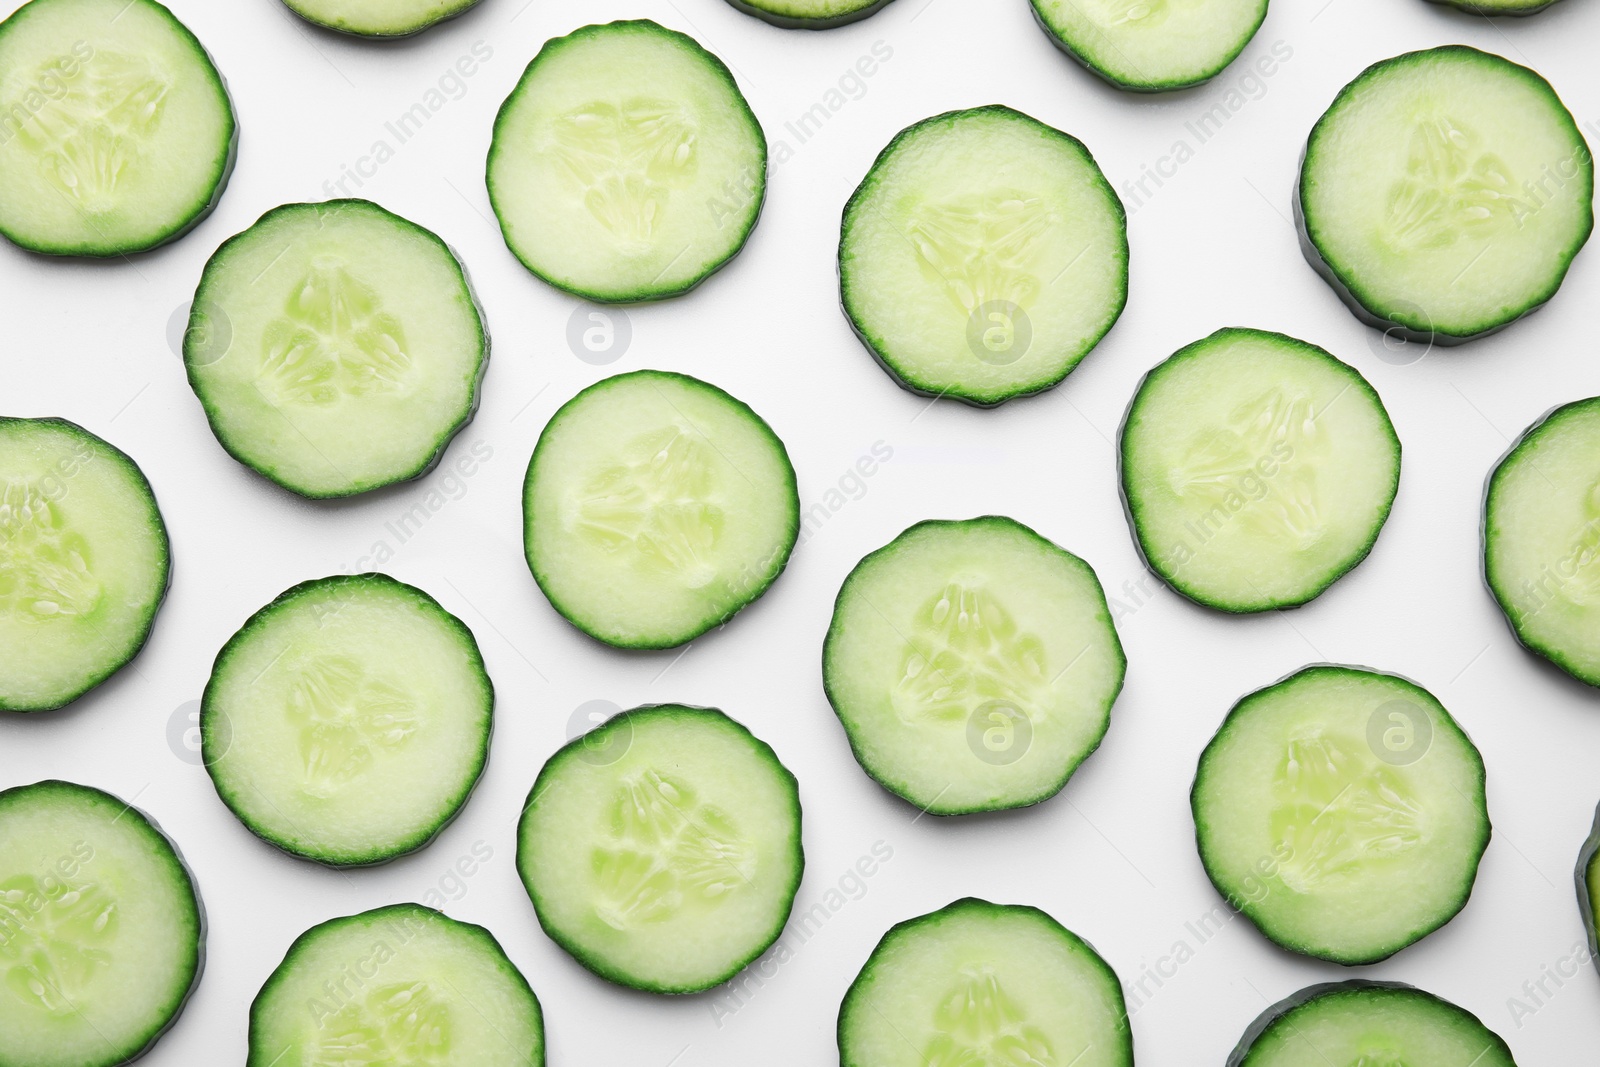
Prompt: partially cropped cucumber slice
<box><xmin>824</xmin><ymin>517</ymin><xmax>1125</xmax><ymax>815</ymax></box>
<box><xmin>488</xmin><ymin>20</ymin><xmax>765</xmax><ymax>302</ymax></box>
<box><xmin>185</xmin><ymin>199</ymin><xmax>487</xmax><ymax>499</ymax></box>
<box><xmin>249</xmin><ymin>904</ymin><xmax>544</xmax><ymax>1067</ymax></box>
<box><xmin>1230</xmin><ymin>981</ymin><xmax>1516</xmax><ymax>1067</ymax></box>
<box><xmin>0</xmin><ymin>418</ymin><xmax>169</xmax><ymax>712</ymax></box>
<box><xmin>0</xmin><ymin>0</ymin><xmax>236</xmax><ymax>256</ymax></box>
<box><xmin>841</xmin><ymin>106</ymin><xmax>1127</xmax><ymax>406</ymax></box>
<box><xmin>281</xmin><ymin>0</ymin><xmax>483</xmax><ymax>36</ymax></box>
<box><xmin>1299</xmin><ymin>45</ymin><xmax>1593</xmax><ymax>344</ymax></box>
<box><xmin>1193</xmin><ymin>666</ymin><xmax>1490</xmax><ymax>965</ymax></box>
<box><xmin>1120</xmin><ymin>328</ymin><xmax>1400</xmax><ymax>613</ymax></box>
<box><xmin>1430</xmin><ymin>0</ymin><xmax>1561</xmax><ymax>13</ymax></box>
<box><xmin>523</xmin><ymin>370</ymin><xmax>798</xmax><ymax>649</ymax></box>
<box><xmin>0</xmin><ymin>780</ymin><xmax>203</xmax><ymax>1067</ymax></box>
<box><xmin>517</xmin><ymin>704</ymin><xmax>802</xmax><ymax>993</ymax></box>
<box><xmin>723</xmin><ymin>0</ymin><xmax>896</xmax><ymax>28</ymax></box>
<box><xmin>1579</xmin><ymin>801</ymin><xmax>1600</xmax><ymax>978</ymax></box>
<box><xmin>201</xmin><ymin>574</ymin><xmax>492</xmax><ymax>867</ymax></box>
<box><xmin>1485</xmin><ymin>397</ymin><xmax>1600</xmax><ymax>687</ymax></box>
<box><xmin>1029</xmin><ymin>0</ymin><xmax>1268</xmax><ymax>91</ymax></box>
<box><xmin>840</xmin><ymin>899</ymin><xmax>1132</xmax><ymax>1067</ymax></box>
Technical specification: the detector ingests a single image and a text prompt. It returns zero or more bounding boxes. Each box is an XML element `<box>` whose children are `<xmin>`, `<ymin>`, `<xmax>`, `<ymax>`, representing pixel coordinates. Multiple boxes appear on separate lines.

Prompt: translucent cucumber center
<box><xmin>923</xmin><ymin>966</ymin><xmax>1056</xmax><ymax>1067</ymax></box>
<box><xmin>1384</xmin><ymin>117</ymin><xmax>1525</xmax><ymax>252</ymax></box>
<box><xmin>906</xmin><ymin>191</ymin><xmax>1054</xmax><ymax>319</ymax></box>
<box><xmin>0</xmin><ymin>873</ymin><xmax>118</xmax><ymax>1016</ymax></box>
<box><xmin>893</xmin><ymin>584</ymin><xmax>1049</xmax><ymax>725</ymax></box>
<box><xmin>1269</xmin><ymin>731</ymin><xmax>1425</xmax><ymax>894</ymax></box>
<box><xmin>0</xmin><ymin>480</ymin><xmax>103</xmax><ymax>623</ymax></box>
<box><xmin>591</xmin><ymin>770</ymin><xmax>753</xmax><ymax>930</ymax></box>
<box><xmin>1348</xmin><ymin>1050</ymin><xmax>1406</xmax><ymax>1067</ymax></box>
<box><xmin>284</xmin><ymin>655</ymin><xmax>421</xmax><ymax>798</ymax></box>
<box><xmin>574</xmin><ymin>428</ymin><xmax>725</xmax><ymax>588</ymax></box>
<box><xmin>312</xmin><ymin>981</ymin><xmax>452</xmax><ymax>1065</ymax></box>
<box><xmin>550</xmin><ymin>99</ymin><xmax>698</xmax><ymax>249</ymax></box>
<box><xmin>1078</xmin><ymin>0</ymin><xmax>1168</xmax><ymax>28</ymax></box>
<box><xmin>1550</xmin><ymin>484</ymin><xmax>1600</xmax><ymax>607</ymax></box>
<box><xmin>258</xmin><ymin>257</ymin><xmax>413</xmax><ymax>406</ymax></box>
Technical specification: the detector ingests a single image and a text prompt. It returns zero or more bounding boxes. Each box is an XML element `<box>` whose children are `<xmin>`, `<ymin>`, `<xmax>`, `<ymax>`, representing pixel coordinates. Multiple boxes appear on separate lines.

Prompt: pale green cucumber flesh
<box><xmin>0</xmin><ymin>780</ymin><xmax>203</xmax><ymax>1067</ymax></box>
<box><xmin>823</xmin><ymin>516</ymin><xmax>1125</xmax><ymax>815</ymax></box>
<box><xmin>487</xmin><ymin>20</ymin><xmax>766</xmax><ymax>302</ymax></box>
<box><xmin>202</xmin><ymin>574</ymin><xmax>492</xmax><ymax>867</ymax></box>
<box><xmin>523</xmin><ymin>370</ymin><xmax>798</xmax><ymax>649</ymax></box>
<box><xmin>517</xmin><ymin>705</ymin><xmax>803</xmax><ymax>993</ymax></box>
<box><xmin>1029</xmin><ymin>0</ymin><xmax>1268</xmax><ymax>91</ymax></box>
<box><xmin>1120</xmin><ymin>327</ymin><xmax>1400</xmax><ymax>613</ymax></box>
<box><xmin>0</xmin><ymin>417</ymin><xmax>169</xmax><ymax>712</ymax></box>
<box><xmin>281</xmin><ymin>0</ymin><xmax>483</xmax><ymax>37</ymax></box>
<box><xmin>722</xmin><ymin>0</ymin><xmax>897</xmax><ymax>28</ymax></box>
<box><xmin>0</xmin><ymin>0</ymin><xmax>235</xmax><ymax>256</ymax></box>
<box><xmin>1192</xmin><ymin>666</ymin><xmax>1489</xmax><ymax>964</ymax></box>
<box><xmin>839</xmin><ymin>899</ymin><xmax>1132</xmax><ymax>1067</ymax></box>
<box><xmin>248</xmin><ymin>904</ymin><xmax>543</xmax><ymax>1067</ymax></box>
<box><xmin>840</xmin><ymin>106</ymin><xmax>1127</xmax><ymax>406</ymax></box>
<box><xmin>185</xmin><ymin>199</ymin><xmax>487</xmax><ymax>499</ymax></box>
<box><xmin>1299</xmin><ymin>45</ymin><xmax>1593</xmax><ymax>342</ymax></box>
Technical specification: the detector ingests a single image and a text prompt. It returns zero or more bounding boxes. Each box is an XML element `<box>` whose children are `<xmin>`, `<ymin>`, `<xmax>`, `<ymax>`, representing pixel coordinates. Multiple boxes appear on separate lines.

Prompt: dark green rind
<box><xmin>0</xmin><ymin>417</ymin><xmax>172</xmax><ymax>713</ymax></box>
<box><xmin>246</xmin><ymin>903</ymin><xmax>544</xmax><ymax>1067</ymax></box>
<box><xmin>486</xmin><ymin>20</ymin><xmax>767</xmax><ymax>303</ymax></box>
<box><xmin>840</xmin><ymin>105</ymin><xmax>1128</xmax><ymax>408</ymax></box>
<box><xmin>522</xmin><ymin>369</ymin><xmax>800</xmax><ymax>650</ymax></box>
<box><xmin>184</xmin><ymin>199</ymin><xmax>489</xmax><ymax>500</ymax></box>
<box><xmin>1577</xmin><ymin>801</ymin><xmax>1600</xmax><ymax>978</ymax></box>
<box><xmin>1192</xmin><ymin>664</ymin><xmax>1491</xmax><ymax>966</ymax></box>
<box><xmin>280</xmin><ymin>0</ymin><xmax>484</xmax><ymax>38</ymax></box>
<box><xmin>1227</xmin><ymin>981</ymin><xmax>1517</xmax><ymax>1067</ymax></box>
<box><xmin>838</xmin><ymin>898</ymin><xmax>1134</xmax><ymax>1067</ymax></box>
<box><xmin>1427</xmin><ymin>0</ymin><xmax>1563</xmax><ymax>15</ymax></box>
<box><xmin>822</xmin><ymin>515</ymin><xmax>1126</xmax><ymax>815</ymax></box>
<box><xmin>1027</xmin><ymin>0</ymin><xmax>1268</xmax><ymax>92</ymax></box>
<box><xmin>1117</xmin><ymin>327</ymin><xmax>1401</xmax><ymax>614</ymax></box>
<box><xmin>0</xmin><ymin>780</ymin><xmax>205</xmax><ymax>1067</ymax></box>
<box><xmin>200</xmin><ymin>573</ymin><xmax>494</xmax><ymax>868</ymax></box>
<box><xmin>1483</xmin><ymin>397</ymin><xmax>1600</xmax><ymax>687</ymax></box>
<box><xmin>1297</xmin><ymin>45</ymin><xmax>1593</xmax><ymax>344</ymax></box>
<box><xmin>0</xmin><ymin>0</ymin><xmax>238</xmax><ymax>258</ymax></box>
<box><xmin>722</xmin><ymin>0</ymin><xmax>898</xmax><ymax>28</ymax></box>
<box><xmin>515</xmin><ymin>703</ymin><xmax>804</xmax><ymax>995</ymax></box>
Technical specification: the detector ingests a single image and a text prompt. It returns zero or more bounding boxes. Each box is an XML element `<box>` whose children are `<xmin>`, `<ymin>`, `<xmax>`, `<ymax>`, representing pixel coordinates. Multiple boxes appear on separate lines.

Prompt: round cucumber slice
<box><xmin>201</xmin><ymin>574</ymin><xmax>493</xmax><ymax>867</ymax></box>
<box><xmin>184</xmin><ymin>199</ymin><xmax>488</xmax><ymax>499</ymax></box>
<box><xmin>0</xmin><ymin>780</ymin><xmax>203</xmax><ymax>1067</ymax></box>
<box><xmin>1230</xmin><ymin>981</ymin><xmax>1516</xmax><ymax>1067</ymax></box>
<box><xmin>0</xmin><ymin>0</ymin><xmax>236</xmax><ymax>256</ymax></box>
<box><xmin>1119</xmin><ymin>328</ymin><xmax>1400</xmax><ymax>613</ymax></box>
<box><xmin>1192</xmin><ymin>665</ymin><xmax>1490</xmax><ymax>965</ymax></box>
<box><xmin>823</xmin><ymin>516</ymin><xmax>1125</xmax><ymax>815</ymax></box>
<box><xmin>523</xmin><ymin>370</ymin><xmax>798</xmax><ymax>649</ymax></box>
<box><xmin>1298</xmin><ymin>45</ymin><xmax>1593</xmax><ymax>344</ymax></box>
<box><xmin>281</xmin><ymin>0</ymin><xmax>483</xmax><ymax>37</ymax></box>
<box><xmin>1029</xmin><ymin>0</ymin><xmax>1268</xmax><ymax>91</ymax></box>
<box><xmin>248</xmin><ymin>904</ymin><xmax>543</xmax><ymax>1067</ymax></box>
<box><xmin>517</xmin><ymin>704</ymin><xmax>802</xmax><ymax>994</ymax></box>
<box><xmin>0</xmin><ymin>418</ymin><xmax>169</xmax><ymax>713</ymax></box>
<box><xmin>1429</xmin><ymin>0</ymin><xmax>1560</xmax><ymax>13</ymax></box>
<box><xmin>722</xmin><ymin>0</ymin><xmax>897</xmax><ymax>28</ymax></box>
<box><xmin>1484</xmin><ymin>397</ymin><xmax>1600</xmax><ymax>687</ymax></box>
<box><xmin>839</xmin><ymin>899</ymin><xmax>1132</xmax><ymax>1067</ymax></box>
<box><xmin>841</xmin><ymin>106</ymin><xmax>1127</xmax><ymax>406</ymax></box>
<box><xmin>487</xmin><ymin>20</ymin><xmax>765</xmax><ymax>303</ymax></box>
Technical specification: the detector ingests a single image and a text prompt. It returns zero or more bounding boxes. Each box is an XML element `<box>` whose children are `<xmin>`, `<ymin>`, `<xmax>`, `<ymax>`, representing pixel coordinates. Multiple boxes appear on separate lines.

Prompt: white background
<box><xmin>2</xmin><ymin>0</ymin><xmax>1598</xmax><ymax>1062</ymax></box>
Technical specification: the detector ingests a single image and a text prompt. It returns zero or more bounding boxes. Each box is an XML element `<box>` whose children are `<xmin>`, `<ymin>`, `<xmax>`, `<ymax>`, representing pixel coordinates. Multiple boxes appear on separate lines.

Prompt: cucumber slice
<box><xmin>840</xmin><ymin>106</ymin><xmax>1127</xmax><ymax>407</ymax></box>
<box><xmin>1029</xmin><ymin>0</ymin><xmax>1268</xmax><ymax>91</ymax></box>
<box><xmin>823</xmin><ymin>516</ymin><xmax>1125</xmax><ymax>815</ymax></box>
<box><xmin>1484</xmin><ymin>397</ymin><xmax>1600</xmax><ymax>687</ymax></box>
<box><xmin>281</xmin><ymin>0</ymin><xmax>483</xmax><ymax>37</ymax></box>
<box><xmin>839</xmin><ymin>899</ymin><xmax>1132</xmax><ymax>1067</ymax></box>
<box><xmin>516</xmin><ymin>704</ymin><xmax>802</xmax><ymax>994</ymax></box>
<box><xmin>1579</xmin><ymin>802</ymin><xmax>1600</xmax><ymax>980</ymax></box>
<box><xmin>1230</xmin><ymin>981</ymin><xmax>1516</xmax><ymax>1067</ymax></box>
<box><xmin>0</xmin><ymin>0</ymin><xmax>236</xmax><ymax>256</ymax></box>
<box><xmin>722</xmin><ymin>0</ymin><xmax>896</xmax><ymax>28</ymax></box>
<box><xmin>1430</xmin><ymin>0</ymin><xmax>1559</xmax><ymax>12</ymax></box>
<box><xmin>487</xmin><ymin>20</ymin><xmax>765</xmax><ymax>302</ymax></box>
<box><xmin>184</xmin><ymin>199</ymin><xmax>488</xmax><ymax>499</ymax></box>
<box><xmin>1298</xmin><ymin>45</ymin><xmax>1593</xmax><ymax>344</ymax></box>
<box><xmin>201</xmin><ymin>574</ymin><xmax>493</xmax><ymax>867</ymax></box>
<box><xmin>1192</xmin><ymin>665</ymin><xmax>1490</xmax><ymax>965</ymax></box>
<box><xmin>523</xmin><ymin>370</ymin><xmax>798</xmax><ymax>649</ymax></box>
<box><xmin>248</xmin><ymin>904</ymin><xmax>544</xmax><ymax>1067</ymax></box>
<box><xmin>0</xmin><ymin>418</ymin><xmax>169</xmax><ymax>713</ymax></box>
<box><xmin>1119</xmin><ymin>328</ymin><xmax>1400</xmax><ymax>613</ymax></box>
<box><xmin>0</xmin><ymin>780</ymin><xmax>203</xmax><ymax>1067</ymax></box>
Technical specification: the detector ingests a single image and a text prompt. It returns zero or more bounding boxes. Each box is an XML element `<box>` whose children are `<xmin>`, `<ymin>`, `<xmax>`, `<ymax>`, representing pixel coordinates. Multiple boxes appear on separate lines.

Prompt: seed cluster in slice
<box><xmin>722</xmin><ymin>0</ymin><xmax>897</xmax><ymax>27</ymax></box>
<box><xmin>1029</xmin><ymin>0</ymin><xmax>1270</xmax><ymax>91</ymax></box>
<box><xmin>280</xmin><ymin>0</ymin><xmax>484</xmax><ymax>36</ymax></box>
